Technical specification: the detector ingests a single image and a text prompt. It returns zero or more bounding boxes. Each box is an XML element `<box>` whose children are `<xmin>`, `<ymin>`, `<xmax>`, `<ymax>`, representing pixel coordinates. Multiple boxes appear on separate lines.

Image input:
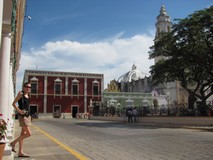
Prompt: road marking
<box><xmin>32</xmin><ymin>125</ymin><xmax>88</xmax><ymax>160</ymax></box>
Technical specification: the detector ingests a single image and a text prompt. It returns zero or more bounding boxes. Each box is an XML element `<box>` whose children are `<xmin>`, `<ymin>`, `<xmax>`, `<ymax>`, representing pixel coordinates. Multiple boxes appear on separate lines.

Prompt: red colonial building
<box><xmin>23</xmin><ymin>70</ymin><xmax>104</xmax><ymax>118</ymax></box>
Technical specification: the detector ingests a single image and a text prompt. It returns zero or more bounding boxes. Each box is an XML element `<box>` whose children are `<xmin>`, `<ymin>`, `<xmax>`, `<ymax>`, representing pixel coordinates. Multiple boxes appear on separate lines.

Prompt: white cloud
<box><xmin>16</xmin><ymin>33</ymin><xmax>154</xmax><ymax>91</ymax></box>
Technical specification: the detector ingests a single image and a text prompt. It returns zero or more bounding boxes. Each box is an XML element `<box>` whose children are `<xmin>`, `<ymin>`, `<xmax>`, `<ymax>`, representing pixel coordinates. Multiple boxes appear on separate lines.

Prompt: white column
<box><xmin>44</xmin><ymin>76</ymin><xmax>47</xmax><ymax>113</ymax></box>
<box><xmin>0</xmin><ymin>28</ymin><xmax>12</xmax><ymax>150</ymax></box>
<box><xmin>0</xmin><ymin>0</ymin><xmax>3</xmax><ymax>48</ymax></box>
<box><xmin>65</xmin><ymin>77</ymin><xmax>68</xmax><ymax>95</ymax></box>
<box><xmin>101</xmin><ymin>77</ymin><xmax>104</xmax><ymax>105</ymax></box>
<box><xmin>6</xmin><ymin>63</ymin><xmax>14</xmax><ymax>139</ymax></box>
<box><xmin>84</xmin><ymin>78</ymin><xmax>87</xmax><ymax>113</ymax></box>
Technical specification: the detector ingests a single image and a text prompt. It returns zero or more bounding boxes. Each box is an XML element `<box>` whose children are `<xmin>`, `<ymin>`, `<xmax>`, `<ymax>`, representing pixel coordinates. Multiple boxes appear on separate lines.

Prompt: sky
<box><xmin>17</xmin><ymin>0</ymin><xmax>213</xmax><ymax>91</ymax></box>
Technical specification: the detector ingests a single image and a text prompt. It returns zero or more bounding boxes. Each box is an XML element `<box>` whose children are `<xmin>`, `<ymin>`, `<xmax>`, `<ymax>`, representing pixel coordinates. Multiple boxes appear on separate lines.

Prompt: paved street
<box><xmin>15</xmin><ymin>118</ymin><xmax>213</xmax><ymax>160</ymax></box>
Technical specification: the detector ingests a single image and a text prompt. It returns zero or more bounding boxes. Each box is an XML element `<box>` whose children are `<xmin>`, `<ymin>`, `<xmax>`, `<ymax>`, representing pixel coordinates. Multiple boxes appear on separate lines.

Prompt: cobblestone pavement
<box><xmin>28</xmin><ymin>119</ymin><xmax>213</xmax><ymax>160</ymax></box>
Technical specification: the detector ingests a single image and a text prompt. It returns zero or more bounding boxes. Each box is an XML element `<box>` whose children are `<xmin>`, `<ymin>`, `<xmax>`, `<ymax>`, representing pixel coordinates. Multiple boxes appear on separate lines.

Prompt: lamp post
<box><xmin>166</xmin><ymin>92</ymin><xmax>170</xmax><ymax>115</ymax></box>
<box><xmin>109</xmin><ymin>101</ymin><xmax>113</xmax><ymax>116</ymax></box>
<box><xmin>106</xmin><ymin>101</ymin><xmax>109</xmax><ymax>116</ymax></box>
<box><xmin>117</xmin><ymin>102</ymin><xmax>120</xmax><ymax>116</ymax></box>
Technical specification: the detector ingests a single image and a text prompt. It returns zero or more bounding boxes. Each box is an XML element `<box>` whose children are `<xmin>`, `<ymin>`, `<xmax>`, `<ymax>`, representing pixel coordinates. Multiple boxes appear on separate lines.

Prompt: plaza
<box><xmin>4</xmin><ymin>118</ymin><xmax>213</xmax><ymax>160</ymax></box>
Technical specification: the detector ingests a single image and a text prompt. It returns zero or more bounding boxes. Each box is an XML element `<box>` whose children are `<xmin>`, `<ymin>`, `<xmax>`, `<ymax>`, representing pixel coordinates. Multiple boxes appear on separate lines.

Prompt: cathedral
<box><xmin>105</xmin><ymin>5</ymin><xmax>189</xmax><ymax>111</ymax></box>
<box><xmin>117</xmin><ymin>63</ymin><xmax>152</xmax><ymax>93</ymax></box>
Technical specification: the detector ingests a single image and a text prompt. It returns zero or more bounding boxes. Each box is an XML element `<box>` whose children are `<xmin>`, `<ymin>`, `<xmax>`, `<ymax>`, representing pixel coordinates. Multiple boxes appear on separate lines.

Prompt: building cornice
<box><xmin>25</xmin><ymin>70</ymin><xmax>104</xmax><ymax>78</ymax></box>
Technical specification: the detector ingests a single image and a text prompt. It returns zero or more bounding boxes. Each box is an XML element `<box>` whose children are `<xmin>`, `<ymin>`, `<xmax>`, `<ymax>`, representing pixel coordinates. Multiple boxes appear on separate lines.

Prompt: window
<box><xmin>31</xmin><ymin>83</ymin><xmax>37</xmax><ymax>94</ymax></box>
<box><xmin>55</xmin><ymin>83</ymin><xmax>61</xmax><ymax>94</ymax></box>
<box><xmin>93</xmin><ymin>80</ymin><xmax>99</xmax><ymax>95</ymax></box>
<box><xmin>54</xmin><ymin>78</ymin><xmax>62</xmax><ymax>95</ymax></box>
<box><xmin>72</xmin><ymin>79</ymin><xmax>79</xmax><ymax>95</ymax></box>
<box><xmin>72</xmin><ymin>84</ymin><xmax>78</xmax><ymax>95</ymax></box>
<box><xmin>30</xmin><ymin>76</ymin><xmax>38</xmax><ymax>94</ymax></box>
<box><xmin>167</xmin><ymin>26</ymin><xmax>170</xmax><ymax>32</ymax></box>
<box><xmin>157</xmin><ymin>27</ymin><xmax>160</xmax><ymax>37</ymax></box>
<box><xmin>93</xmin><ymin>86</ymin><xmax>98</xmax><ymax>95</ymax></box>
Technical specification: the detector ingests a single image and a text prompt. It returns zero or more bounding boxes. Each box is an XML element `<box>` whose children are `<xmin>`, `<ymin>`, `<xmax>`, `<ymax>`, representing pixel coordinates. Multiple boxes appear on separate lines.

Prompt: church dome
<box><xmin>117</xmin><ymin>64</ymin><xmax>147</xmax><ymax>82</ymax></box>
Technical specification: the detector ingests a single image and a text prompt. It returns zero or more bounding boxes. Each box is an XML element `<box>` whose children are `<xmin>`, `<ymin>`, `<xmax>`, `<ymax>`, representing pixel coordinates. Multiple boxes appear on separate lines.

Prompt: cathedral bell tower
<box><xmin>154</xmin><ymin>5</ymin><xmax>172</xmax><ymax>64</ymax></box>
<box><xmin>153</xmin><ymin>5</ymin><xmax>188</xmax><ymax>106</ymax></box>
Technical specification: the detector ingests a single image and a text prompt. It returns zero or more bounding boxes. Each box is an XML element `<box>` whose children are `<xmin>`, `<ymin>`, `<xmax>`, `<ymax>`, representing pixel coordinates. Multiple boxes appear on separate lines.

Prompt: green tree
<box><xmin>149</xmin><ymin>6</ymin><xmax>213</xmax><ymax>115</ymax></box>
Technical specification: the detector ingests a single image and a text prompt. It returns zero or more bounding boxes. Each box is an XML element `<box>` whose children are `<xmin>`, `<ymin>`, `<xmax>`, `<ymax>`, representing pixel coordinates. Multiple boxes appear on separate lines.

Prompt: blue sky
<box><xmin>17</xmin><ymin>0</ymin><xmax>213</xmax><ymax>90</ymax></box>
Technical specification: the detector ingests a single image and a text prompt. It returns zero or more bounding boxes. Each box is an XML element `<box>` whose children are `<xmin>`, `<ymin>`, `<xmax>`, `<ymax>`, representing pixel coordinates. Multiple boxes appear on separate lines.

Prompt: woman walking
<box><xmin>10</xmin><ymin>82</ymin><xmax>32</xmax><ymax>157</ymax></box>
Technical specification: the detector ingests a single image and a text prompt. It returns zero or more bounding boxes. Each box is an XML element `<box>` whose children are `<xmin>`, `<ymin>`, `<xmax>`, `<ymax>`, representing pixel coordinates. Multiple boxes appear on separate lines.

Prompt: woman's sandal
<box><xmin>18</xmin><ymin>154</ymin><xmax>30</xmax><ymax>157</ymax></box>
<box><xmin>9</xmin><ymin>143</ymin><xmax>16</xmax><ymax>153</ymax></box>
<box><xmin>12</xmin><ymin>148</ymin><xmax>16</xmax><ymax>153</ymax></box>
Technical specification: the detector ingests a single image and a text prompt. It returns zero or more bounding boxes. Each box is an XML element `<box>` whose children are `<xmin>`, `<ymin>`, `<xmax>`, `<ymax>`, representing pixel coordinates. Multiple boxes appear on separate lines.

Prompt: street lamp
<box><xmin>117</xmin><ymin>103</ymin><xmax>120</xmax><ymax>116</ymax></box>
<box><xmin>25</xmin><ymin>15</ymin><xmax>32</xmax><ymax>20</ymax></box>
<box><xmin>166</xmin><ymin>92</ymin><xmax>170</xmax><ymax>115</ymax></box>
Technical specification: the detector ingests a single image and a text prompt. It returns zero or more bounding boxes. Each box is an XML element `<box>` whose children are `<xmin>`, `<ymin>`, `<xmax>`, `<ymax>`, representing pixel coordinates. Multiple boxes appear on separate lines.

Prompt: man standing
<box><xmin>132</xmin><ymin>107</ymin><xmax>138</xmax><ymax>122</ymax></box>
<box><xmin>126</xmin><ymin>108</ymin><xmax>133</xmax><ymax>123</ymax></box>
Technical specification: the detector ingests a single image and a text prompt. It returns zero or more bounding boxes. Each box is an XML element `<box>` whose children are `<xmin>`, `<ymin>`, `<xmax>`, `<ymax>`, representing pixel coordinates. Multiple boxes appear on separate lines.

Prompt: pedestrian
<box><xmin>10</xmin><ymin>82</ymin><xmax>32</xmax><ymax>157</ymax></box>
<box><xmin>121</xmin><ymin>109</ymin><xmax>127</xmax><ymax>124</ymax></box>
<box><xmin>126</xmin><ymin>108</ymin><xmax>133</xmax><ymax>123</ymax></box>
<box><xmin>132</xmin><ymin>107</ymin><xmax>138</xmax><ymax>122</ymax></box>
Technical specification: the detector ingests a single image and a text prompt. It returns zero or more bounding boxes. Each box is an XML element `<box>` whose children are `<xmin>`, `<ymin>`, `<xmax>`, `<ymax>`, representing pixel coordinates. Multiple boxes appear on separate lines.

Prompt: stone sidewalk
<box><xmin>3</xmin><ymin>120</ymin><xmax>80</xmax><ymax>160</ymax></box>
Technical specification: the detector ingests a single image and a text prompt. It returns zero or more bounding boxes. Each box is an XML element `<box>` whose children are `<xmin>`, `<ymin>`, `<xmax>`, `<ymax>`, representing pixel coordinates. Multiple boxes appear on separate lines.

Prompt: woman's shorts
<box><xmin>18</xmin><ymin>115</ymin><xmax>31</xmax><ymax>127</ymax></box>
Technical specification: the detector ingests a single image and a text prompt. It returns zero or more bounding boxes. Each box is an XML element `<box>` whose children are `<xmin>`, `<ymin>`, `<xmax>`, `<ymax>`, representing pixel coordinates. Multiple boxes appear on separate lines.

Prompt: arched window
<box><xmin>157</xmin><ymin>27</ymin><xmax>160</xmax><ymax>37</ymax></box>
<box><xmin>30</xmin><ymin>76</ymin><xmax>38</xmax><ymax>94</ymax></box>
<box><xmin>93</xmin><ymin>79</ymin><xmax>99</xmax><ymax>95</ymax></box>
<box><xmin>54</xmin><ymin>78</ymin><xmax>62</xmax><ymax>95</ymax></box>
<box><xmin>72</xmin><ymin>79</ymin><xmax>79</xmax><ymax>95</ymax></box>
<box><xmin>167</xmin><ymin>26</ymin><xmax>170</xmax><ymax>32</ymax></box>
